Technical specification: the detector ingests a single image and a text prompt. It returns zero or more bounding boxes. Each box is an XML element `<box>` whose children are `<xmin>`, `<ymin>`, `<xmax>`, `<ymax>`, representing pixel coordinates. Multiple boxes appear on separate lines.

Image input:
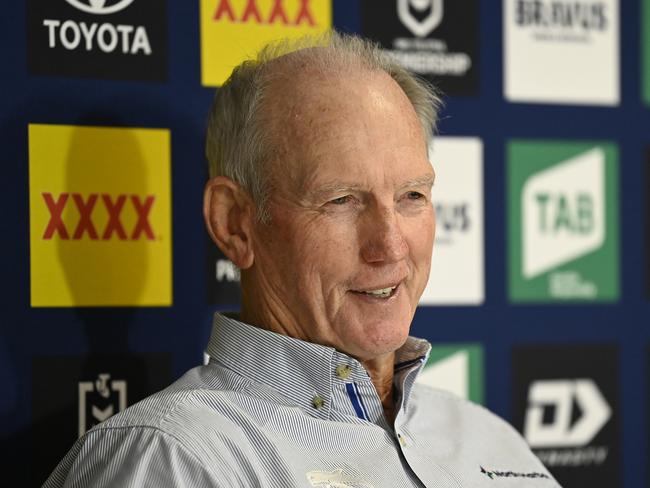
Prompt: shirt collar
<box><xmin>205</xmin><ymin>313</ymin><xmax>431</xmax><ymax>421</ymax></box>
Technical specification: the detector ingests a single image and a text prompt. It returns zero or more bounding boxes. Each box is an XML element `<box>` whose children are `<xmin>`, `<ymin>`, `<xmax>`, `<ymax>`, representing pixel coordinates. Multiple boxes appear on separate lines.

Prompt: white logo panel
<box><xmin>420</xmin><ymin>137</ymin><xmax>484</xmax><ymax>305</ymax></box>
<box><xmin>504</xmin><ymin>0</ymin><xmax>619</xmax><ymax>105</ymax></box>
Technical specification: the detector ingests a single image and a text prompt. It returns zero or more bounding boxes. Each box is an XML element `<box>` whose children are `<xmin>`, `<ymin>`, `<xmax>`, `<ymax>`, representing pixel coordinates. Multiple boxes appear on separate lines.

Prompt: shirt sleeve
<box><xmin>43</xmin><ymin>426</ymin><xmax>238</xmax><ymax>488</ymax></box>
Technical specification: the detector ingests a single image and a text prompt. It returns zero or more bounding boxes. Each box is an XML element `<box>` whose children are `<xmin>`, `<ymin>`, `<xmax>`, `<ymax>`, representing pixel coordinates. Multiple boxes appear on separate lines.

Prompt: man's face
<box><xmin>248</xmin><ymin>70</ymin><xmax>435</xmax><ymax>362</ymax></box>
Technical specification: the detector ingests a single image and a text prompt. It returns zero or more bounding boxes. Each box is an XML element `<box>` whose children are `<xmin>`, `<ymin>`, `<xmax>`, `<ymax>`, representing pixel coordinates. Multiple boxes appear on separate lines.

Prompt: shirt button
<box><xmin>312</xmin><ymin>395</ymin><xmax>325</xmax><ymax>409</ymax></box>
<box><xmin>335</xmin><ymin>364</ymin><xmax>352</xmax><ymax>380</ymax></box>
<box><xmin>397</xmin><ymin>433</ymin><xmax>407</xmax><ymax>447</ymax></box>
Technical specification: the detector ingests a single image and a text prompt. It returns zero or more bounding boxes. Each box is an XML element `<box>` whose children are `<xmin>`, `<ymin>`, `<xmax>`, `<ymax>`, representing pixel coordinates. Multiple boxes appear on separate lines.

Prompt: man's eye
<box><xmin>406</xmin><ymin>191</ymin><xmax>424</xmax><ymax>200</ymax></box>
<box><xmin>329</xmin><ymin>195</ymin><xmax>351</xmax><ymax>205</ymax></box>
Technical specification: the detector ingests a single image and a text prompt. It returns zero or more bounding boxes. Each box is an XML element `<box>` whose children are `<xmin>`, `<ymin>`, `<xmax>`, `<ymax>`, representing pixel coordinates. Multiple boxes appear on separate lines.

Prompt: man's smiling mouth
<box><xmin>351</xmin><ymin>284</ymin><xmax>399</xmax><ymax>299</ymax></box>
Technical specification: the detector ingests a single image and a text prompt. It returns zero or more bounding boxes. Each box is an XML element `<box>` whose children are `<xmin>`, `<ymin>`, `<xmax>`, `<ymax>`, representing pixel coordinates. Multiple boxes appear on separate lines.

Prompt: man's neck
<box><xmin>361</xmin><ymin>353</ymin><xmax>396</xmax><ymax>426</ymax></box>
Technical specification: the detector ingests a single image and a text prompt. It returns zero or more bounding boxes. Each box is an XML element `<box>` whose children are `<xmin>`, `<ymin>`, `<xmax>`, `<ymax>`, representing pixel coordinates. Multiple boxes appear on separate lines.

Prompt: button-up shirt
<box><xmin>44</xmin><ymin>314</ymin><xmax>559</xmax><ymax>487</ymax></box>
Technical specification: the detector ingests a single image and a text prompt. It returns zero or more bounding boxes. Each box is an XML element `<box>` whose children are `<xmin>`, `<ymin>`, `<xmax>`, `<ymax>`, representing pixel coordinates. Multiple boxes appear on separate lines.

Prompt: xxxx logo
<box><xmin>41</xmin><ymin>192</ymin><xmax>156</xmax><ymax>240</ymax></box>
<box><xmin>200</xmin><ymin>0</ymin><xmax>331</xmax><ymax>86</ymax></box>
<box><xmin>213</xmin><ymin>0</ymin><xmax>316</xmax><ymax>25</ymax></box>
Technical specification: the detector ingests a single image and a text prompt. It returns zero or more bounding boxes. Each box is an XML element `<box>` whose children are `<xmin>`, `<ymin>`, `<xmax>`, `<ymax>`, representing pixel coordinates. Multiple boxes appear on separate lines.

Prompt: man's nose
<box><xmin>360</xmin><ymin>206</ymin><xmax>408</xmax><ymax>264</ymax></box>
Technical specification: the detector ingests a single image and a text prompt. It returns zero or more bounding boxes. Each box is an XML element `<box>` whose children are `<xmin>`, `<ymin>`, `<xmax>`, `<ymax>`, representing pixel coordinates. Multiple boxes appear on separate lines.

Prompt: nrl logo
<box><xmin>78</xmin><ymin>373</ymin><xmax>127</xmax><ymax>437</ymax></box>
<box><xmin>65</xmin><ymin>0</ymin><xmax>135</xmax><ymax>15</ymax></box>
<box><xmin>397</xmin><ymin>0</ymin><xmax>443</xmax><ymax>38</ymax></box>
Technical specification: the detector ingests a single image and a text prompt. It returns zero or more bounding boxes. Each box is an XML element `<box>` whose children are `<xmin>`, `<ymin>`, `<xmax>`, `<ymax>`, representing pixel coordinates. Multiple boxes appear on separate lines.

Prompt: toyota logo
<box><xmin>64</xmin><ymin>0</ymin><xmax>135</xmax><ymax>15</ymax></box>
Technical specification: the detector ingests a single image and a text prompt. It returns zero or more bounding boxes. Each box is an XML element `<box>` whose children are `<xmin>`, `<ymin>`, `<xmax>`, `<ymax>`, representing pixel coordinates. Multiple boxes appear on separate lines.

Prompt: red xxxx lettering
<box><xmin>41</xmin><ymin>192</ymin><xmax>156</xmax><ymax>241</ymax></box>
<box><xmin>213</xmin><ymin>0</ymin><xmax>315</xmax><ymax>26</ymax></box>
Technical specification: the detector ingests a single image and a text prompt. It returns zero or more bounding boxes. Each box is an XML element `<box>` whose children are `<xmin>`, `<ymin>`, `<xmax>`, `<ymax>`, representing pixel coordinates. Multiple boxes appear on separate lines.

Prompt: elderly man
<box><xmin>45</xmin><ymin>33</ymin><xmax>558</xmax><ymax>487</ymax></box>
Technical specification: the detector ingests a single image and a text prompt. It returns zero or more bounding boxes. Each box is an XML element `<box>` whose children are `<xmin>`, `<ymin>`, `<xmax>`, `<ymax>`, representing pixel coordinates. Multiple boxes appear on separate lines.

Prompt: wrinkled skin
<box><xmin>238</xmin><ymin>69</ymin><xmax>436</xmax><ymax>419</ymax></box>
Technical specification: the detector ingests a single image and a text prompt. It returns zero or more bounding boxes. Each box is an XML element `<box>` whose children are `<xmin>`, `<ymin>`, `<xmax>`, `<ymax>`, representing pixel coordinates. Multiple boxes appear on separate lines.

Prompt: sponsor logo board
<box><xmin>420</xmin><ymin>137</ymin><xmax>484</xmax><ymax>305</ymax></box>
<box><xmin>416</xmin><ymin>344</ymin><xmax>483</xmax><ymax>404</ymax></box>
<box><xmin>504</xmin><ymin>0</ymin><xmax>620</xmax><ymax>105</ymax></box>
<box><xmin>512</xmin><ymin>345</ymin><xmax>619</xmax><ymax>486</ymax></box>
<box><xmin>200</xmin><ymin>0</ymin><xmax>332</xmax><ymax>86</ymax></box>
<box><xmin>29</xmin><ymin>124</ymin><xmax>172</xmax><ymax>307</ymax></box>
<box><xmin>27</xmin><ymin>0</ymin><xmax>167</xmax><ymax>81</ymax></box>
<box><xmin>361</xmin><ymin>0</ymin><xmax>479</xmax><ymax>95</ymax></box>
<box><xmin>507</xmin><ymin>140</ymin><xmax>619</xmax><ymax>302</ymax></box>
<box><xmin>31</xmin><ymin>354</ymin><xmax>171</xmax><ymax>485</ymax></box>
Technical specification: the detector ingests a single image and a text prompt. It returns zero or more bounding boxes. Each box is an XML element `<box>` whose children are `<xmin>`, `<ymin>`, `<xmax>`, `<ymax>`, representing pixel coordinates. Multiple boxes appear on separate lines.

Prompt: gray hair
<box><xmin>205</xmin><ymin>31</ymin><xmax>442</xmax><ymax>222</ymax></box>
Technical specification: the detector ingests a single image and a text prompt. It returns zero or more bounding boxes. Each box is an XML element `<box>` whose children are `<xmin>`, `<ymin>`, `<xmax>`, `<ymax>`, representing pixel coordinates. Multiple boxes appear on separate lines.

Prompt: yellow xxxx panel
<box><xmin>28</xmin><ymin>124</ymin><xmax>172</xmax><ymax>307</ymax></box>
<box><xmin>200</xmin><ymin>0</ymin><xmax>332</xmax><ymax>86</ymax></box>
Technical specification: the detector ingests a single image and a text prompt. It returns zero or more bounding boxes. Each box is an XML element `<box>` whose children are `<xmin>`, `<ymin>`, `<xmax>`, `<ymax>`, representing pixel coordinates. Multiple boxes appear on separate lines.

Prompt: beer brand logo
<box><xmin>65</xmin><ymin>0</ymin><xmax>135</xmax><ymax>15</ymax></box>
<box><xmin>213</xmin><ymin>0</ymin><xmax>316</xmax><ymax>25</ymax></box>
<box><xmin>200</xmin><ymin>0</ymin><xmax>331</xmax><ymax>86</ymax></box>
<box><xmin>78</xmin><ymin>373</ymin><xmax>127</xmax><ymax>436</ymax></box>
<box><xmin>42</xmin><ymin>193</ymin><xmax>156</xmax><ymax>240</ymax></box>
<box><xmin>397</xmin><ymin>0</ymin><xmax>443</xmax><ymax>38</ymax></box>
<box><xmin>28</xmin><ymin>124</ymin><xmax>172</xmax><ymax>307</ymax></box>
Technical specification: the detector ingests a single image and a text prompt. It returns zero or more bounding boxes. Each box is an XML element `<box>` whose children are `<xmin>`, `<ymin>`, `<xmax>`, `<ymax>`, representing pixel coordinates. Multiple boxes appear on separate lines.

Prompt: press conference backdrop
<box><xmin>0</xmin><ymin>0</ymin><xmax>648</xmax><ymax>486</ymax></box>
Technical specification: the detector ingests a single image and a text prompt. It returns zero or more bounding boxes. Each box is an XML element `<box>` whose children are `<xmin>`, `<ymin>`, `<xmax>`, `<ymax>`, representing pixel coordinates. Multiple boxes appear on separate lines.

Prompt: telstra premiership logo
<box><xmin>64</xmin><ymin>0</ymin><xmax>135</xmax><ymax>15</ymax></box>
<box><xmin>397</xmin><ymin>0</ymin><xmax>443</xmax><ymax>38</ymax></box>
<box><xmin>41</xmin><ymin>193</ymin><xmax>156</xmax><ymax>240</ymax></box>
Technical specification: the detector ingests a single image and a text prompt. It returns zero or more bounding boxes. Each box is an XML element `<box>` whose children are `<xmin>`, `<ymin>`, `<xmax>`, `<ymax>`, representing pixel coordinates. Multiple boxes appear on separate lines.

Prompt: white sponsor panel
<box><xmin>522</xmin><ymin>148</ymin><xmax>605</xmax><ymax>279</ymax></box>
<box><xmin>504</xmin><ymin>0</ymin><xmax>619</xmax><ymax>105</ymax></box>
<box><xmin>420</xmin><ymin>137</ymin><xmax>484</xmax><ymax>305</ymax></box>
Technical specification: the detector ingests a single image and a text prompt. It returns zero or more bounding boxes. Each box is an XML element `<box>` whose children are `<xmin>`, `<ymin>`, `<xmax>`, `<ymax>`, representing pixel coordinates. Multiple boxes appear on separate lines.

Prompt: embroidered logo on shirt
<box><xmin>480</xmin><ymin>465</ymin><xmax>551</xmax><ymax>481</ymax></box>
<box><xmin>306</xmin><ymin>469</ymin><xmax>374</xmax><ymax>488</ymax></box>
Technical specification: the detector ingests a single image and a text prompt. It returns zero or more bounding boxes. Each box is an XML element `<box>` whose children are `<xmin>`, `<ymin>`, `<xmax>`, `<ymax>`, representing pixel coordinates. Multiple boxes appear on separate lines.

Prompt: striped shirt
<box><xmin>44</xmin><ymin>313</ymin><xmax>559</xmax><ymax>487</ymax></box>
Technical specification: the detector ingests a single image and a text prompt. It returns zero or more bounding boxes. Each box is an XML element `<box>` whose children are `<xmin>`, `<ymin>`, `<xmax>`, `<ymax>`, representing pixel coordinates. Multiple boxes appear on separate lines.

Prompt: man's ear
<box><xmin>203</xmin><ymin>176</ymin><xmax>255</xmax><ymax>270</ymax></box>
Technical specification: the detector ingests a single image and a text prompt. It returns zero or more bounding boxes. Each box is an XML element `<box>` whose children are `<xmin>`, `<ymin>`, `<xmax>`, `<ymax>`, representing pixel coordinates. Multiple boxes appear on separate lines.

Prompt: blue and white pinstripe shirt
<box><xmin>44</xmin><ymin>314</ymin><xmax>559</xmax><ymax>487</ymax></box>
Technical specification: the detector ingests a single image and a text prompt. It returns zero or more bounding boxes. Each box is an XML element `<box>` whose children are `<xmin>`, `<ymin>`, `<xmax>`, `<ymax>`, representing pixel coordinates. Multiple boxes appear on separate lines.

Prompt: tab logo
<box><xmin>28</xmin><ymin>124</ymin><xmax>172</xmax><ymax>307</ymax></box>
<box><xmin>416</xmin><ymin>344</ymin><xmax>484</xmax><ymax>404</ymax></box>
<box><xmin>200</xmin><ymin>0</ymin><xmax>331</xmax><ymax>86</ymax></box>
<box><xmin>27</xmin><ymin>0</ymin><xmax>167</xmax><ymax>81</ymax></box>
<box><xmin>508</xmin><ymin>141</ymin><xmax>619</xmax><ymax>302</ymax></box>
<box><xmin>522</xmin><ymin>148</ymin><xmax>604</xmax><ymax>279</ymax></box>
